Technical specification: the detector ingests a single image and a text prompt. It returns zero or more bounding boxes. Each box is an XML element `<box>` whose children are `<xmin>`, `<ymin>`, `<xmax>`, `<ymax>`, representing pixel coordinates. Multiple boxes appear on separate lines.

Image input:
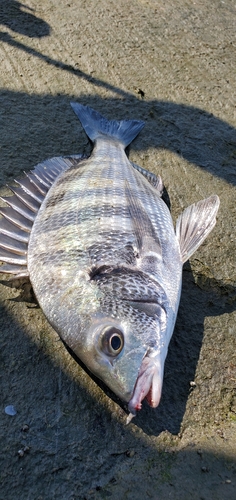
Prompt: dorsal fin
<box><xmin>125</xmin><ymin>180</ymin><xmax>162</xmax><ymax>275</ymax></box>
<box><xmin>0</xmin><ymin>155</ymin><xmax>83</xmax><ymax>278</ymax></box>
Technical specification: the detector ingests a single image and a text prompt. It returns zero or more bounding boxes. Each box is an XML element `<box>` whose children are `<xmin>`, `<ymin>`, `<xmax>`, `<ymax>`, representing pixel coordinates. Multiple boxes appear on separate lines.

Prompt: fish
<box><xmin>0</xmin><ymin>103</ymin><xmax>220</xmax><ymax>421</ymax></box>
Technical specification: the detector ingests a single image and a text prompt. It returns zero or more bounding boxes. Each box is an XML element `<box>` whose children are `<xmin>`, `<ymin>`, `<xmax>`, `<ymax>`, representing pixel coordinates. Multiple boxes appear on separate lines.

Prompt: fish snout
<box><xmin>128</xmin><ymin>356</ymin><xmax>163</xmax><ymax>415</ymax></box>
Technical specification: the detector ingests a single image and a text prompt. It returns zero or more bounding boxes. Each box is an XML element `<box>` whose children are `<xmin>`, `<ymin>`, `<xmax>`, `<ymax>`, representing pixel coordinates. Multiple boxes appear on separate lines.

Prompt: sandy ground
<box><xmin>0</xmin><ymin>0</ymin><xmax>235</xmax><ymax>498</ymax></box>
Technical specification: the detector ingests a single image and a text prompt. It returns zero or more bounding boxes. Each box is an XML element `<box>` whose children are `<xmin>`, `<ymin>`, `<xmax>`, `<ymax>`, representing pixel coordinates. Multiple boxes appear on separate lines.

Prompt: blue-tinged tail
<box><xmin>70</xmin><ymin>102</ymin><xmax>145</xmax><ymax>148</ymax></box>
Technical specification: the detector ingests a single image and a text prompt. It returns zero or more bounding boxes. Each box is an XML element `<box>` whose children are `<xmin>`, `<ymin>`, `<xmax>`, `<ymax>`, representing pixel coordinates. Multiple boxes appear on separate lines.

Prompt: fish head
<box><xmin>74</xmin><ymin>268</ymin><xmax>170</xmax><ymax>413</ymax></box>
<box><xmin>81</xmin><ymin>314</ymin><xmax>150</xmax><ymax>403</ymax></box>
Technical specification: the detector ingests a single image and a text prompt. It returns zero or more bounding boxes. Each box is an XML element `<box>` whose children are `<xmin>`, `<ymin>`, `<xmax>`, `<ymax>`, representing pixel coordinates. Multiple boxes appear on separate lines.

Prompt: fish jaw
<box><xmin>128</xmin><ymin>354</ymin><xmax>164</xmax><ymax>416</ymax></box>
<box><xmin>95</xmin><ymin>345</ymin><xmax>150</xmax><ymax>404</ymax></box>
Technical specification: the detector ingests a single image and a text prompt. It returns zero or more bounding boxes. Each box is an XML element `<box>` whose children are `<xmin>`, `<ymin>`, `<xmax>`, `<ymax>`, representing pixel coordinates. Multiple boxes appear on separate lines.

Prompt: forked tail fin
<box><xmin>70</xmin><ymin>102</ymin><xmax>145</xmax><ymax>147</ymax></box>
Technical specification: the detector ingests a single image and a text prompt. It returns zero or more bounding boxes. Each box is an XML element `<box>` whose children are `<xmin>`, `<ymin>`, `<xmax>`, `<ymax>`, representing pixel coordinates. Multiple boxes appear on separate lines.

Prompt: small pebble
<box><xmin>137</xmin><ymin>88</ymin><xmax>145</xmax><ymax>98</ymax></box>
<box><xmin>18</xmin><ymin>446</ymin><xmax>30</xmax><ymax>458</ymax></box>
<box><xmin>216</xmin><ymin>429</ymin><xmax>224</xmax><ymax>438</ymax></box>
<box><xmin>225</xmin><ymin>479</ymin><xmax>231</xmax><ymax>484</ymax></box>
<box><xmin>126</xmin><ymin>450</ymin><xmax>135</xmax><ymax>458</ymax></box>
<box><xmin>21</xmin><ymin>424</ymin><xmax>29</xmax><ymax>432</ymax></box>
<box><xmin>5</xmin><ymin>405</ymin><xmax>17</xmax><ymax>416</ymax></box>
<box><xmin>190</xmin><ymin>381</ymin><xmax>196</xmax><ymax>388</ymax></box>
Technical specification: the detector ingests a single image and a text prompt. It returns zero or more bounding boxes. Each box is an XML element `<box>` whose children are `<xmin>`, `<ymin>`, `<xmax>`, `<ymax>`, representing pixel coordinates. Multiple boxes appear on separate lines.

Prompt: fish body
<box><xmin>0</xmin><ymin>104</ymin><xmax>220</xmax><ymax>417</ymax></box>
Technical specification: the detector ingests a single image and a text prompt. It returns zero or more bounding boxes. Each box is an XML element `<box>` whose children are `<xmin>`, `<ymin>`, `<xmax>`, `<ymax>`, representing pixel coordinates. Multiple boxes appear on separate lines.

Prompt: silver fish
<box><xmin>0</xmin><ymin>104</ymin><xmax>220</xmax><ymax>420</ymax></box>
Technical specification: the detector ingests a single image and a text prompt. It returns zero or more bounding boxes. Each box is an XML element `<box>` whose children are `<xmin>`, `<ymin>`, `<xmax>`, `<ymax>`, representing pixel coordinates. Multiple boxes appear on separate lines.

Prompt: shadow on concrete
<box><xmin>0</xmin><ymin>58</ymin><xmax>235</xmax><ymax>437</ymax></box>
<box><xmin>0</xmin><ymin>86</ymin><xmax>235</xmax><ymax>435</ymax></box>
<box><xmin>0</xmin><ymin>302</ymin><xmax>235</xmax><ymax>499</ymax></box>
<box><xmin>0</xmin><ymin>69</ymin><xmax>235</xmax><ymax>185</ymax></box>
<box><xmin>0</xmin><ymin>1</ymin><xmax>50</xmax><ymax>38</ymax></box>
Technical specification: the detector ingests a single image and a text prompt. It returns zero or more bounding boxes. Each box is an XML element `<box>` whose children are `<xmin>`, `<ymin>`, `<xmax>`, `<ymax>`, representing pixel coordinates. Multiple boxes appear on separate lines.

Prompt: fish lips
<box><xmin>128</xmin><ymin>355</ymin><xmax>164</xmax><ymax>415</ymax></box>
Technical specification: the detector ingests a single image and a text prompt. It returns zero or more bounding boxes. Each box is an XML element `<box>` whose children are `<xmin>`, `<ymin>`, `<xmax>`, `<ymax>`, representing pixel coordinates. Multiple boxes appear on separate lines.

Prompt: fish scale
<box><xmin>0</xmin><ymin>103</ymin><xmax>220</xmax><ymax>419</ymax></box>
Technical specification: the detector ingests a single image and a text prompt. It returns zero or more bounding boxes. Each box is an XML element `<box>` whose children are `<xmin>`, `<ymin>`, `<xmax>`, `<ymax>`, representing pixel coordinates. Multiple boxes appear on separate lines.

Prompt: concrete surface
<box><xmin>0</xmin><ymin>0</ymin><xmax>235</xmax><ymax>498</ymax></box>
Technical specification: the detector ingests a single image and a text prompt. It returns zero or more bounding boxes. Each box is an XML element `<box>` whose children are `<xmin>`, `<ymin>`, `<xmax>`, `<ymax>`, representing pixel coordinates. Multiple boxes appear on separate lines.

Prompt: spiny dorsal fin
<box><xmin>0</xmin><ymin>155</ymin><xmax>83</xmax><ymax>278</ymax></box>
<box><xmin>176</xmin><ymin>195</ymin><xmax>220</xmax><ymax>263</ymax></box>
<box><xmin>125</xmin><ymin>180</ymin><xmax>162</xmax><ymax>277</ymax></box>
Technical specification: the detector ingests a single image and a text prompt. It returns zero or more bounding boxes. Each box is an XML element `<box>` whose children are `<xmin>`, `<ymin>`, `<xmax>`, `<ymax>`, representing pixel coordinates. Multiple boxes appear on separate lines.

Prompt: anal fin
<box><xmin>131</xmin><ymin>162</ymin><xmax>170</xmax><ymax>209</ymax></box>
<box><xmin>131</xmin><ymin>162</ymin><xmax>163</xmax><ymax>194</ymax></box>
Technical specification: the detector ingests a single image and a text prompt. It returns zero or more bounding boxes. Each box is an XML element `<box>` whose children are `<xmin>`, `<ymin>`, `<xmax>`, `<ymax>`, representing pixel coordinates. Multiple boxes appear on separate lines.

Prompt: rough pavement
<box><xmin>0</xmin><ymin>1</ymin><xmax>235</xmax><ymax>498</ymax></box>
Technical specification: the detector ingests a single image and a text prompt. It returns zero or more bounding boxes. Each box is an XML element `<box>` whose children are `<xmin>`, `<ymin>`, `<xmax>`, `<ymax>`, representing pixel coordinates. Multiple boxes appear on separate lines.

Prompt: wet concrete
<box><xmin>0</xmin><ymin>0</ymin><xmax>235</xmax><ymax>498</ymax></box>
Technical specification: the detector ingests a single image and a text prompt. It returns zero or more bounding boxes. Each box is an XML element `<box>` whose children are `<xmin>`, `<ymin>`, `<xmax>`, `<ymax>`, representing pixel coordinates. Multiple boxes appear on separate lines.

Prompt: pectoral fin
<box><xmin>176</xmin><ymin>195</ymin><xmax>220</xmax><ymax>263</ymax></box>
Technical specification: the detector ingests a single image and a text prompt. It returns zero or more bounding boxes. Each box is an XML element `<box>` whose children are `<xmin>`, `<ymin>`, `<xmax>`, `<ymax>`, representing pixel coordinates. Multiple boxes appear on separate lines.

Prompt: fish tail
<box><xmin>70</xmin><ymin>102</ymin><xmax>145</xmax><ymax>147</ymax></box>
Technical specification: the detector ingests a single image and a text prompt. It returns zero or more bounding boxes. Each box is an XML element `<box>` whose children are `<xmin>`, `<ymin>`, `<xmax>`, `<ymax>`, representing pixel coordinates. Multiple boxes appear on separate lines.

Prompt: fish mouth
<box><xmin>127</xmin><ymin>355</ymin><xmax>163</xmax><ymax>417</ymax></box>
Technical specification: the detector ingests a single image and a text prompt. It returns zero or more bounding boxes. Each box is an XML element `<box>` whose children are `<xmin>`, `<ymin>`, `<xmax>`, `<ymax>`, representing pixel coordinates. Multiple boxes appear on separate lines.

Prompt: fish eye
<box><xmin>101</xmin><ymin>327</ymin><xmax>124</xmax><ymax>356</ymax></box>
